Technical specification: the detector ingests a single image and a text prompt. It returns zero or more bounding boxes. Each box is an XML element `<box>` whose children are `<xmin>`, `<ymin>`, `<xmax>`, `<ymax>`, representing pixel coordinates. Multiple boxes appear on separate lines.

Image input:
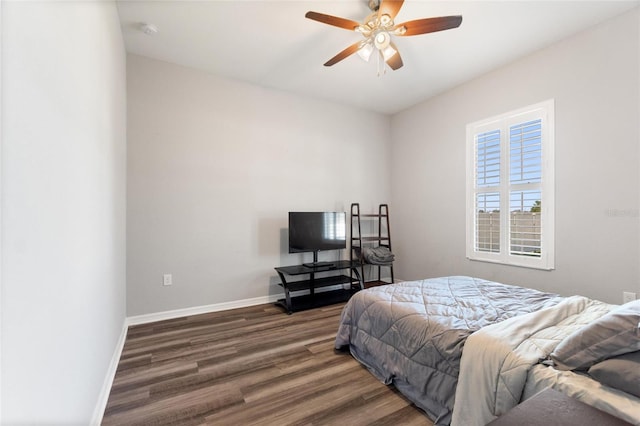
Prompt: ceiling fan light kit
<box><xmin>305</xmin><ymin>0</ymin><xmax>462</xmax><ymax>73</ymax></box>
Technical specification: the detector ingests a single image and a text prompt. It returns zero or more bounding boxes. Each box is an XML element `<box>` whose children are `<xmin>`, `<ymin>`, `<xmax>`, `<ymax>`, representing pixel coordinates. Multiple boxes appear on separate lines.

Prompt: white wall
<box><xmin>127</xmin><ymin>55</ymin><xmax>391</xmax><ymax>316</ymax></box>
<box><xmin>390</xmin><ymin>8</ymin><xmax>640</xmax><ymax>304</ymax></box>
<box><xmin>1</xmin><ymin>1</ymin><xmax>127</xmax><ymax>423</ymax></box>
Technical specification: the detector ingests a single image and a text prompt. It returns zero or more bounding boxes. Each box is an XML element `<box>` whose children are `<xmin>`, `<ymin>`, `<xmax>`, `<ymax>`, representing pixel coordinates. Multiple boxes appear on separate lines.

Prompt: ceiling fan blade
<box><xmin>395</xmin><ymin>15</ymin><xmax>463</xmax><ymax>36</ymax></box>
<box><xmin>324</xmin><ymin>42</ymin><xmax>362</xmax><ymax>66</ymax></box>
<box><xmin>305</xmin><ymin>11</ymin><xmax>361</xmax><ymax>31</ymax></box>
<box><xmin>378</xmin><ymin>0</ymin><xmax>404</xmax><ymax>20</ymax></box>
<box><xmin>385</xmin><ymin>42</ymin><xmax>403</xmax><ymax>70</ymax></box>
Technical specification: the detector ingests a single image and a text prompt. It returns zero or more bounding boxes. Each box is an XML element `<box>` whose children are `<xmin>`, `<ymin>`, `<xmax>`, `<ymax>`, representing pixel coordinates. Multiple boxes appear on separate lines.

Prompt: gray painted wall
<box><xmin>126</xmin><ymin>55</ymin><xmax>391</xmax><ymax>316</ymax></box>
<box><xmin>1</xmin><ymin>1</ymin><xmax>127</xmax><ymax>423</ymax></box>
<box><xmin>390</xmin><ymin>9</ymin><xmax>640</xmax><ymax>304</ymax></box>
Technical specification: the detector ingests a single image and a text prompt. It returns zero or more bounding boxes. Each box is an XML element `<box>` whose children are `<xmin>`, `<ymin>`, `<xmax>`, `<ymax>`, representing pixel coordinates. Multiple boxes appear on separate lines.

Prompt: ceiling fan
<box><xmin>305</xmin><ymin>0</ymin><xmax>462</xmax><ymax>72</ymax></box>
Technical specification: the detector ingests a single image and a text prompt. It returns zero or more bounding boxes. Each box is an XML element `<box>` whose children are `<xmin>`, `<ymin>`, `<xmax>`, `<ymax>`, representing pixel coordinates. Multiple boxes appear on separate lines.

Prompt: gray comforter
<box><xmin>334</xmin><ymin>276</ymin><xmax>560</xmax><ymax>425</ymax></box>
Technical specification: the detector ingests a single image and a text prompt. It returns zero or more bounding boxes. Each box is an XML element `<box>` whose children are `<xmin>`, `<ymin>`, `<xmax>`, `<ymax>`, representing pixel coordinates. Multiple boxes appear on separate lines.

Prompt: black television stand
<box><xmin>274</xmin><ymin>260</ymin><xmax>363</xmax><ymax>314</ymax></box>
<box><xmin>303</xmin><ymin>261</ymin><xmax>334</xmax><ymax>268</ymax></box>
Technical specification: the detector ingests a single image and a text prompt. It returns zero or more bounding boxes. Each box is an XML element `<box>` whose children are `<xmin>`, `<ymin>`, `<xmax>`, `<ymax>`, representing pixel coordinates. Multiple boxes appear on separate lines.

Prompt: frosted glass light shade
<box><xmin>357</xmin><ymin>43</ymin><xmax>374</xmax><ymax>62</ymax></box>
<box><xmin>382</xmin><ymin>45</ymin><xmax>397</xmax><ymax>61</ymax></box>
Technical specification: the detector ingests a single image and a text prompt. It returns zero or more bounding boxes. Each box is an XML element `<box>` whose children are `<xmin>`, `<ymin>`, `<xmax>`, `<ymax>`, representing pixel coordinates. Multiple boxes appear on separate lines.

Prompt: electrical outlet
<box><xmin>623</xmin><ymin>292</ymin><xmax>636</xmax><ymax>304</ymax></box>
<box><xmin>163</xmin><ymin>274</ymin><xmax>173</xmax><ymax>286</ymax></box>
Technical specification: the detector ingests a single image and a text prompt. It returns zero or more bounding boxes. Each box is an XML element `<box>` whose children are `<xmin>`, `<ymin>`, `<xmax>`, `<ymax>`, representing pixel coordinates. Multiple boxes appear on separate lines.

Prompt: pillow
<box><xmin>551</xmin><ymin>299</ymin><xmax>640</xmax><ymax>371</ymax></box>
<box><xmin>588</xmin><ymin>350</ymin><xmax>640</xmax><ymax>398</ymax></box>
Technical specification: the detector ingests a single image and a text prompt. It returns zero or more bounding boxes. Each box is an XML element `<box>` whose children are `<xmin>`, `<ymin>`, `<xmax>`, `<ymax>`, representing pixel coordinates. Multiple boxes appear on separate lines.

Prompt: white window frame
<box><xmin>465</xmin><ymin>100</ymin><xmax>555</xmax><ymax>270</ymax></box>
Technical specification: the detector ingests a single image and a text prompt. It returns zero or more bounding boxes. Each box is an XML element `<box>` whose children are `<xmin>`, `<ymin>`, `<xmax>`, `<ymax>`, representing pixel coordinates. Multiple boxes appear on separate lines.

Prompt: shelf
<box><xmin>275</xmin><ymin>289</ymin><xmax>356</xmax><ymax>313</ymax></box>
<box><xmin>350</xmin><ymin>203</ymin><xmax>394</xmax><ymax>285</ymax></box>
<box><xmin>274</xmin><ymin>261</ymin><xmax>363</xmax><ymax>314</ymax></box>
<box><xmin>352</xmin><ymin>236</ymin><xmax>390</xmax><ymax>242</ymax></box>
<box><xmin>278</xmin><ymin>274</ymin><xmax>354</xmax><ymax>292</ymax></box>
<box><xmin>275</xmin><ymin>260</ymin><xmax>356</xmax><ymax>276</ymax></box>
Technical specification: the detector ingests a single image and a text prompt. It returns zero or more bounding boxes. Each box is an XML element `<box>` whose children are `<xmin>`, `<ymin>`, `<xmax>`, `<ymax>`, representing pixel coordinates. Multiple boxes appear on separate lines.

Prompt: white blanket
<box><xmin>451</xmin><ymin>295</ymin><xmax>616</xmax><ymax>426</ymax></box>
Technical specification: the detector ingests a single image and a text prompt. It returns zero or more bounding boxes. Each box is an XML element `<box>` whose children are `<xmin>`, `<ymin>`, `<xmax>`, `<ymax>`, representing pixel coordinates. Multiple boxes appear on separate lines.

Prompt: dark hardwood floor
<box><xmin>103</xmin><ymin>301</ymin><xmax>432</xmax><ymax>425</ymax></box>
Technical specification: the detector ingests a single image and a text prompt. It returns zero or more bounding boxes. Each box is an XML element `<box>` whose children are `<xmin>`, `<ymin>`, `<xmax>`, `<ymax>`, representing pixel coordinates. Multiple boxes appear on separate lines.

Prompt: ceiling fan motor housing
<box><xmin>374</xmin><ymin>31</ymin><xmax>391</xmax><ymax>50</ymax></box>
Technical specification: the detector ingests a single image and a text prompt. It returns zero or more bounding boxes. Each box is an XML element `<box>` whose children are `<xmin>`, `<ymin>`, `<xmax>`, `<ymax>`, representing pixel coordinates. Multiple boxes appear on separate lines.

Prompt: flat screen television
<box><xmin>288</xmin><ymin>212</ymin><xmax>346</xmax><ymax>267</ymax></box>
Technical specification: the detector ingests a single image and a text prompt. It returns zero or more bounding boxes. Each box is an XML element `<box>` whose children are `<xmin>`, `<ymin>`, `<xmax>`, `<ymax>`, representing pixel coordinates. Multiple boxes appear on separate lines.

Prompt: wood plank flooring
<box><xmin>103</xmin><ymin>302</ymin><xmax>433</xmax><ymax>426</ymax></box>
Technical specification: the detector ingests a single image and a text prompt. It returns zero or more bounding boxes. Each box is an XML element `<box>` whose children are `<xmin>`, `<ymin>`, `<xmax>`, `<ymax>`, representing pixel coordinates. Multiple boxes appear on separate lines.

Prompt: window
<box><xmin>466</xmin><ymin>100</ymin><xmax>554</xmax><ymax>270</ymax></box>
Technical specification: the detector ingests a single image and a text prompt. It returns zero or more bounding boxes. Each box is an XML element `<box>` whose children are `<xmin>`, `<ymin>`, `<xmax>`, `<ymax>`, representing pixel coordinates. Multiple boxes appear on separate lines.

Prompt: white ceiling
<box><xmin>117</xmin><ymin>0</ymin><xmax>639</xmax><ymax>115</ymax></box>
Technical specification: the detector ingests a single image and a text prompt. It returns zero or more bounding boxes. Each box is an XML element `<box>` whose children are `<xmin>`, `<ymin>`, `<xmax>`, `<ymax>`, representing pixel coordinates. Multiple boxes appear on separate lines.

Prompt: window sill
<box><xmin>466</xmin><ymin>255</ymin><xmax>555</xmax><ymax>271</ymax></box>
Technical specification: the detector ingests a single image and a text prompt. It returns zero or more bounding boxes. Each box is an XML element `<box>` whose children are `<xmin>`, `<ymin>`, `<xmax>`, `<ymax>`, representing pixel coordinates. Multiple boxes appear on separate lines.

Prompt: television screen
<box><xmin>288</xmin><ymin>212</ymin><xmax>347</xmax><ymax>253</ymax></box>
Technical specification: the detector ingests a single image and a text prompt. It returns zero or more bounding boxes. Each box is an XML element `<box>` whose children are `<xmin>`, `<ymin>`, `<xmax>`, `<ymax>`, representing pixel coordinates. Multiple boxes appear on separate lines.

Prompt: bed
<box><xmin>335</xmin><ymin>276</ymin><xmax>640</xmax><ymax>425</ymax></box>
<box><xmin>334</xmin><ymin>276</ymin><xmax>561</xmax><ymax>424</ymax></box>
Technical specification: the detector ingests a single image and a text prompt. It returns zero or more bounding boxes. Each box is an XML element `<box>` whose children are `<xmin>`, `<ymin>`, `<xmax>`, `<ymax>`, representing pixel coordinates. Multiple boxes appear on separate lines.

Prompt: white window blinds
<box><xmin>509</xmin><ymin>119</ymin><xmax>542</xmax><ymax>257</ymax></box>
<box><xmin>466</xmin><ymin>101</ymin><xmax>554</xmax><ymax>270</ymax></box>
<box><xmin>476</xmin><ymin>130</ymin><xmax>501</xmax><ymax>187</ymax></box>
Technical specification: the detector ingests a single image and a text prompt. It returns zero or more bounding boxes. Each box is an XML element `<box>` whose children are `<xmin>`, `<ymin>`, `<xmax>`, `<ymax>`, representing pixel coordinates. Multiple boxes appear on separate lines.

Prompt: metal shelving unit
<box><xmin>350</xmin><ymin>203</ymin><xmax>394</xmax><ymax>287</ymax></box>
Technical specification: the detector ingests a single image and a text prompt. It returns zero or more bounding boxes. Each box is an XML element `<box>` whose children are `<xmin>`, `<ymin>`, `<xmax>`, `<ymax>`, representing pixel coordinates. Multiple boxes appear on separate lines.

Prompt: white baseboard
<box><xmin>91</xmin><ymin>285</ymin><xmax>364</xmax><ymax>422</ymax></box>
<box><xmin>126</xmin><ymin>293</ymin><xmax>284</xmax><ymax>326</ymax></box>
<box><xmin>91</xmin><ymin>319</ymin><xmax>128</xmax><ymax>425</ymax></box>
<box><xmin>125</xmin><ymin>284</ymin><xmax>359</xmax><ymax>326</ymax></box>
